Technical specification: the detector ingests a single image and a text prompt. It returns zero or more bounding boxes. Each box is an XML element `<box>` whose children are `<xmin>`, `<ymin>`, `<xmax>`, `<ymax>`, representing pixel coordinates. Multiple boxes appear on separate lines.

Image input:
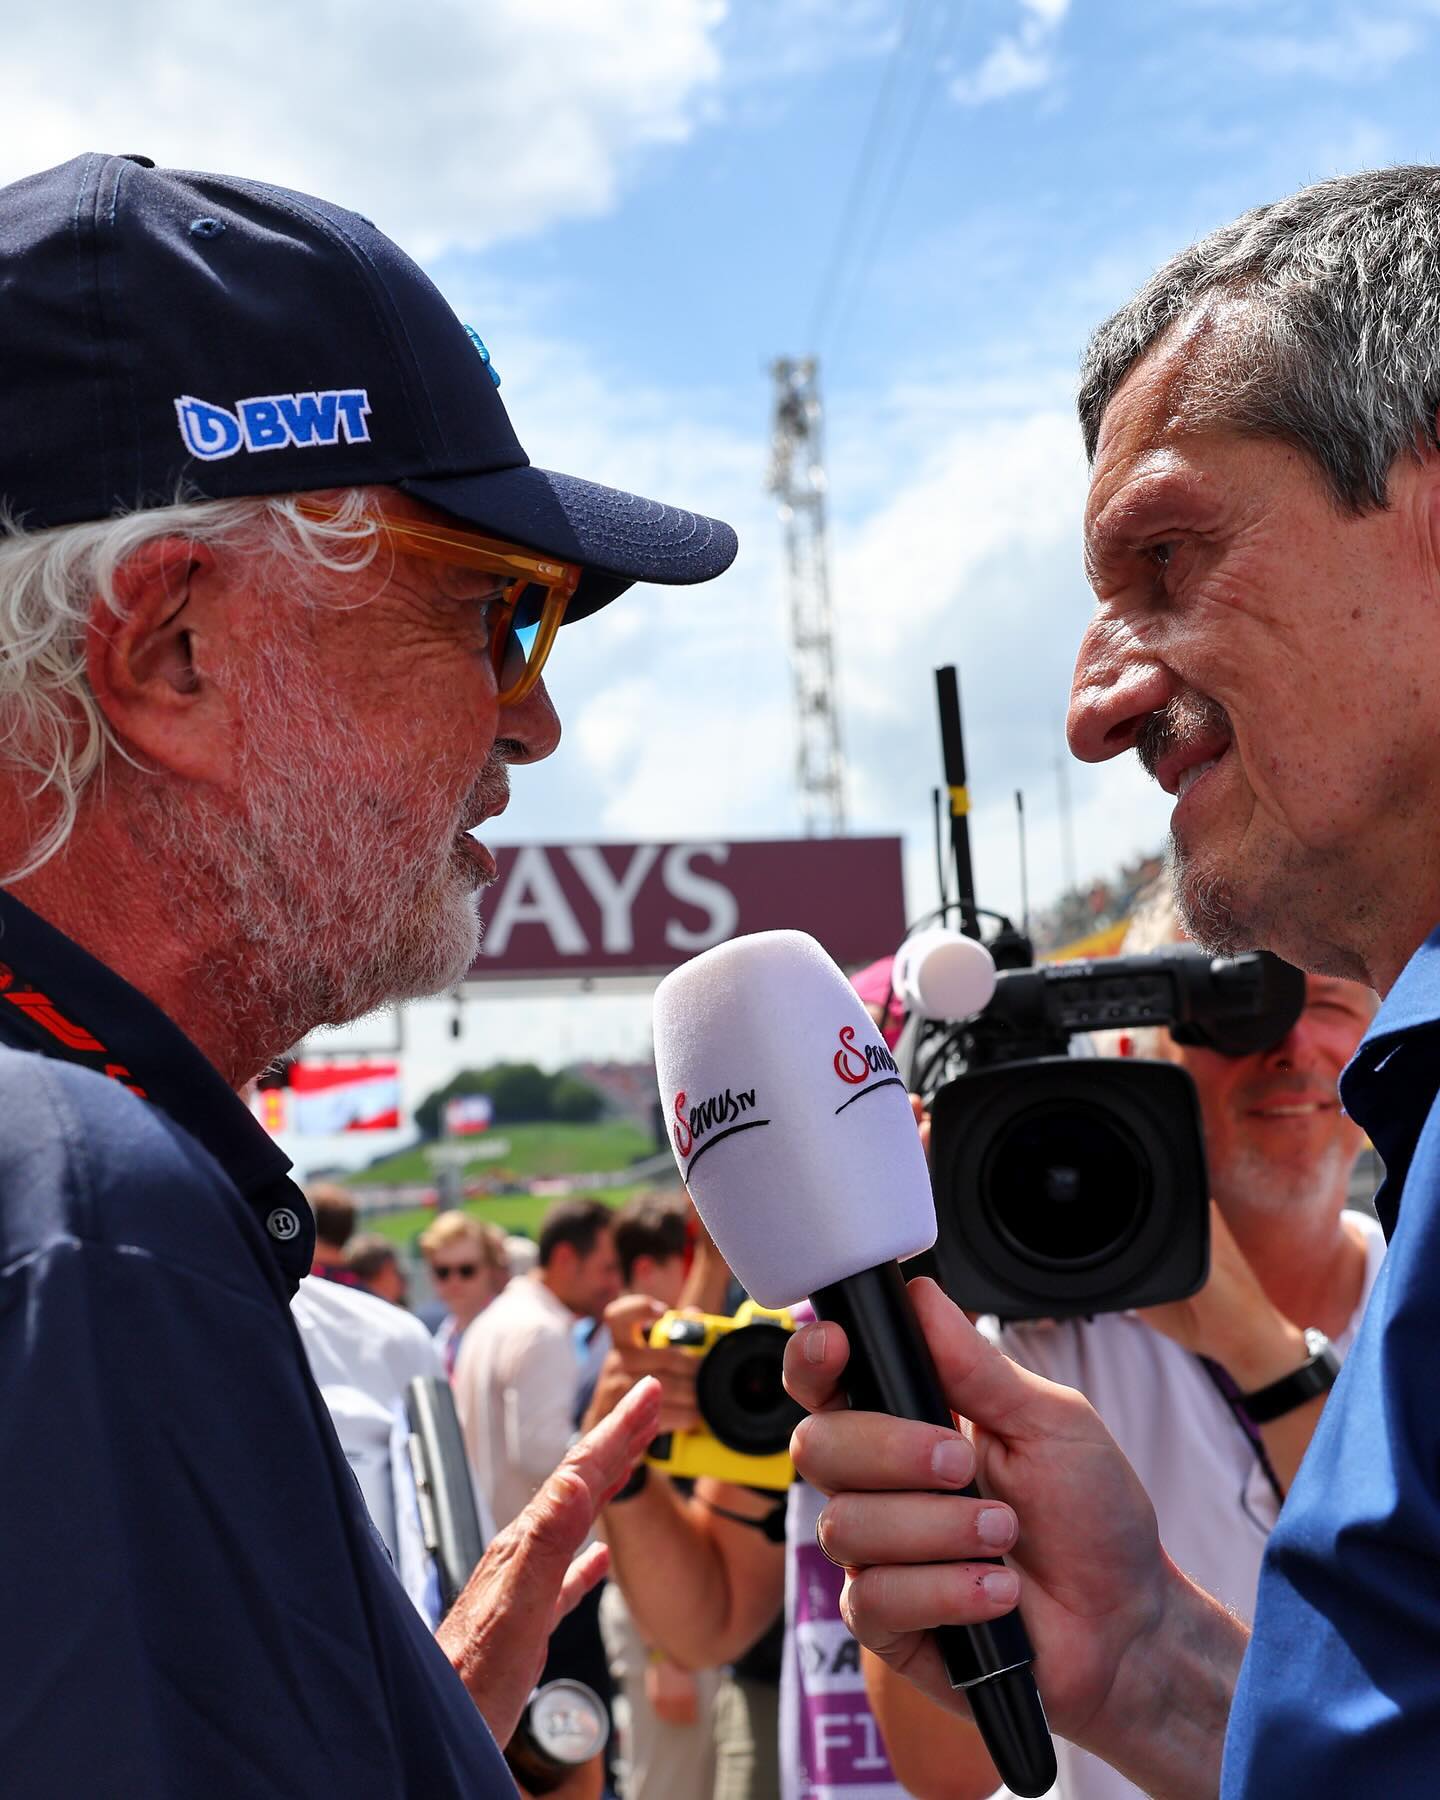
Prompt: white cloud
<box><xmin>951</xmin><ymin>0</ymin><xmax>1070</xmax><ymax>106</ymax></box>
<box><xmin>0</xmin><ymin>0</ymin><xmax>725</xmax><ymax>255</ymax></box>
<box><xmin>1237</xmin><ymin>15</ymin><xmax>1420</xmax><ymax>81</ymax></box>
<box><xmin>491</xmin><ymin>324</ymin><xmax>1169</xmax><ymax>932</ymax></box>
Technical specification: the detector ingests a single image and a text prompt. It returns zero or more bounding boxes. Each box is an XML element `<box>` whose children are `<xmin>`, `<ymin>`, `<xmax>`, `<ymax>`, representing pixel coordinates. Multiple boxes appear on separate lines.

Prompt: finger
<box><xmin>604</xmin><ymin>1293</ymin><xmax>666</xmax><ymax>1342</ymax></box>
<box><xmin>843</xmin><ymin>1559</ymin><xmax>1022</xmax><ymax>1643</ymax></box>
<box><xmin>817</xmin><ymin>1491</ymin><xmax>1017</xmax><ymax>1566</ymax></box>
<box><xmin>909</xmin><ymin>1278</ymin><xmax>1062</xmax><ymax>1441</ymax></box>
<box><xmin>656</xmin><ymin>1399</ymin><xmax>703</xmax><ymax>1436</ymax></box>
<box><xmin>553</xmin><ymin>1541</ymin><xmax>610</xmax><ymax>1627</ymax></box>
<box><xmin>793</xmin><ymin>1408</ymin><xmax>976</xmax><ymax>1496</ymax></box>
<box><xmin>565</xmin><ymin>1376</ymin><xmax>664</xmax><ymax>1508</ymax></box>
<box><xmin>783</xmin><ymin>1320</ymin><xmax>853</xmax><ymax>1413</ymax></box>
<box><xmin>612</xmin><ymin>1342</ymin><xmax>702</xmax><ymax>1382</ymax></box>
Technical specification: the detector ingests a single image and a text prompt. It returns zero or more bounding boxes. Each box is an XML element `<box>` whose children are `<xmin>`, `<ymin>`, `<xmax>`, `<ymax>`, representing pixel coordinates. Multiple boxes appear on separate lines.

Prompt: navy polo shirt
<box><xmin>0</xmin><ymin>890</ymin><xmax>516</xmax><ymax>1796</ymax></box>
<box><xmin>1223</xmin><ymin>926</ymin><xmax>1440</xmax><ymax>1793</ymax></box>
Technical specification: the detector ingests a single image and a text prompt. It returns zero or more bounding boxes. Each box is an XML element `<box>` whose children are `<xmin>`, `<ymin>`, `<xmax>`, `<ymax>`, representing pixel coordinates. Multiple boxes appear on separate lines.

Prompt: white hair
<box><xmin>0</xmin><ymin>488</ymin><xmax>386</xmax><ymax>881</ymax></box>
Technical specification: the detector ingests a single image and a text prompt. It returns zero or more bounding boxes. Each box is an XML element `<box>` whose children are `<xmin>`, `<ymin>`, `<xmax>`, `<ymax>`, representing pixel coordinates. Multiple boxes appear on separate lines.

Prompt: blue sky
<box><xmin>6</xmin><ymin>0</ymin><xmax>1439</xmax><ymax>1148</ymax></box>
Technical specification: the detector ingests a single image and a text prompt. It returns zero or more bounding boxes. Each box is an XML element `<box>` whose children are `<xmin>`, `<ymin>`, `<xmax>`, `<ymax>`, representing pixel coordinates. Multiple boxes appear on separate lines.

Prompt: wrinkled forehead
<box><xmin>1086</xmin><ymin>298</ymin><xmax>1257</xmax><ymax>527</ymax></box>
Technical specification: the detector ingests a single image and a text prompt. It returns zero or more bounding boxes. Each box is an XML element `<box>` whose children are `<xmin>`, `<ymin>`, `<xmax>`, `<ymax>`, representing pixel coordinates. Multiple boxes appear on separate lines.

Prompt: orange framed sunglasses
<box><xmin>295</xmin><ymin>498</ymin><xmax>582</xmax><ymax>707</ymax></box>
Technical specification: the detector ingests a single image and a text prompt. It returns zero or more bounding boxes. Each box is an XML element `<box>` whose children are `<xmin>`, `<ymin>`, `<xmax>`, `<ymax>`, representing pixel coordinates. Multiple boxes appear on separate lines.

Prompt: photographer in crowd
<box><xmin>864</xmin><ymin>884</ymin><xmax>1381</xmax><ymax>1800</ymax></box>
<box><xmin>0</xmin><ymin>152</ymin><xmax>733</xmax><ymax>1794</ymax></box>
<box><xmin>596</xmin><ymin>1195</ymin><xmax>727</xmax><ymax>1800</ymax></box>
<box><xmin>786</xmin><ymin>164</ymin><xmax>1440</xmax><ymax>1796</ymax></box>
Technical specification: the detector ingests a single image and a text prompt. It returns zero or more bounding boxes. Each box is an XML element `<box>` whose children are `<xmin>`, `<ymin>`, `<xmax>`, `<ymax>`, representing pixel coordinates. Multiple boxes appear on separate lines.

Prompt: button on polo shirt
<box><xmin>0</xmin><ymin>888</ymin><xmax>516</xmax><ymax>1796</ymax></box>
<box><xmin>1222</xmin><ymin>925</ymin><xmax>1440</xmax><ymax>1794</ymax></box>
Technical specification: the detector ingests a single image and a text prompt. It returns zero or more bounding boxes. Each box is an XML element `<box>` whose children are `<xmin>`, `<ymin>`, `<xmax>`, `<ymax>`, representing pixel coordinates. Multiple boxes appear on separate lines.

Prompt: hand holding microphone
<box><xmin>653</xmin><ymin>930</ymin><xmax>1056</xmax><ymax>1795</ymax></box>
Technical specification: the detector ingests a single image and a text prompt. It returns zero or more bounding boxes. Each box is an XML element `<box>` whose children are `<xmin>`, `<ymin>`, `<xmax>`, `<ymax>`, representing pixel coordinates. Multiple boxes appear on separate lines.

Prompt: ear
<box><xmin>84</xmin><ymin>538</ymin><xmax>237</xmax><ymax>784</ymax></box>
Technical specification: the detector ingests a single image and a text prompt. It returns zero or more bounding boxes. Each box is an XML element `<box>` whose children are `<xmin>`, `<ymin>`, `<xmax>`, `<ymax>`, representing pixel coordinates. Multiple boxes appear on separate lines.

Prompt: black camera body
<box><xmin>915</xmin><ymin>948</ymin><xmax>1305</xmax><ymax>1320</ymax></box>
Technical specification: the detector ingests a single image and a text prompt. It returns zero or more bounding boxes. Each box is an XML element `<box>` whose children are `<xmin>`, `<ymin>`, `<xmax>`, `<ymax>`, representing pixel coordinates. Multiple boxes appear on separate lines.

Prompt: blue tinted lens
<box><xmin>512</xmin><ymin>582</ymin><xmax>545</xmax><ymax>630</ymax></box>
<box><xmin>514</xmin><ymin>620</ymin><xmax>541</xmax><ymax>660</ymax></box>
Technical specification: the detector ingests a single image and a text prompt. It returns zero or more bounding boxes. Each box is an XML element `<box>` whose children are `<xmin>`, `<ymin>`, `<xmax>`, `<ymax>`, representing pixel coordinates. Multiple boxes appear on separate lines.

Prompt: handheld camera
<box><xmin>646</xmin><ymin>1300</ymin><xmax>804</xmax><ymax>1490</ymax></box>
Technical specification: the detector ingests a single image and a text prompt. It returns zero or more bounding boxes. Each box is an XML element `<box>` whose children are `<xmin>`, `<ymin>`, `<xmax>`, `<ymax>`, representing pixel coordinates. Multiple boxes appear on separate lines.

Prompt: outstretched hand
<box><xmin>783</xmin><ymin>1279</ymin><xmax>1244</xmax><ymax>1789</ymax></box>
<box><xmin>438</xmin><ymin>1376</ymin><xmax>662</xmax><ymax>1747</ymax></box>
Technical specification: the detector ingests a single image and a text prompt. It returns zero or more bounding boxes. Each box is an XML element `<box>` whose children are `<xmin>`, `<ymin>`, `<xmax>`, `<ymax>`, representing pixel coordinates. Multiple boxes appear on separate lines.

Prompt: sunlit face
<box><xmin>148</xmin><ymin>493</ymin><xmax>562</xmax><ymax>1031</ymax></box>
<box><xmin>555</xmin><ymin>1231</ymin><xmax>624</xmax><ymax>1322</ymax></box>
<box><xmin>1068</xmin><ymin>315</ymin><xmax>1440</xmax><ymax>990</ymax></box>
<box><xmin>1154</xmin><ymin>972</ymin><xmax>1374</xmax><ymax>1218</ymax></box>
<box><xmin>428</xmin><ymin>1235</ymin><xmax>507</xmax><ymax>1328</ymax></box>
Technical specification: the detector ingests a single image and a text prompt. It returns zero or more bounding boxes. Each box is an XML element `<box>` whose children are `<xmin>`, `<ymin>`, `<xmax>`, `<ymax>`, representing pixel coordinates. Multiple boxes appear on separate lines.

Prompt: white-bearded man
<box><xmin>0</xmin><ymin>152</ymin><xmax>734</xmax><ymax>1797</ymax></box>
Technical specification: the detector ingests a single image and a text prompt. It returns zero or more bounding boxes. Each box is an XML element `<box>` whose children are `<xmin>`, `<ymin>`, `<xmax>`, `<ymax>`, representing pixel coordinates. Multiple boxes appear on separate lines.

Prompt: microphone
<box><xmin>653</xmin><ymin>930</ymin><xmax>1056</xmax><ymax>1798</ymax></box>
<box><xmin>892</xmin><ymin>925</ymin><xmax>998</xmax><ymax>1022</ymax></box>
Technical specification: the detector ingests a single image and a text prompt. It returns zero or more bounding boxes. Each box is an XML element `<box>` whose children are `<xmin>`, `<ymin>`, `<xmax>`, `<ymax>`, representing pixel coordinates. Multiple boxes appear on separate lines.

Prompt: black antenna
<box><xmin>934</xmin><ymin>667</ymin><xmax>981</xmax><ymax>941</ymax></box>
<box><xmin>932</xmin><ymin>785</ymin><xmax>949</xmax><ymax>917</ymax></box>
<box><xmin>1015</xmin><ymin>789</ymin><xmax>1030</xmax><ymax>936</ymax></box>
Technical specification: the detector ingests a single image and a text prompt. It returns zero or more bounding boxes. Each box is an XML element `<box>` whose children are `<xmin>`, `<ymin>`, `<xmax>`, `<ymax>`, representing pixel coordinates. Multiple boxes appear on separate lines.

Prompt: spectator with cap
<box><xmin>0</xmin><ymin>151</ymin><xmax>733</xmax><ymax>1796</ymax></box>
<box><xmin>420</xmin><ymin>1210</ymin><xmax>511</xmax><ymax>1376</ymax></box>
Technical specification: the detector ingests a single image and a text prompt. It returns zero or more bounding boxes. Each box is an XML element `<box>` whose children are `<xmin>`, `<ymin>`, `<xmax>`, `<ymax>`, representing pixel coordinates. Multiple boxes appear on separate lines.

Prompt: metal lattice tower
<box><xmin>767</xmin><ymin>357</ymin><xmax>847</xmax><ymax>835</ymax></box>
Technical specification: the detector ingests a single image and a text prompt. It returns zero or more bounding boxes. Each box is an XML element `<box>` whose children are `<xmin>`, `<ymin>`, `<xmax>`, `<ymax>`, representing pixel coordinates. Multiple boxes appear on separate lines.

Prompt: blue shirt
<box><xmin>0</xmin><ymin>890</ymin><xmax>516</xmax><ymax>1797</ymax></box>
<box><xmin>1223</xmin><ymin>926</ymin><xmax>1440</xmax><ymax>1794</ymax></box>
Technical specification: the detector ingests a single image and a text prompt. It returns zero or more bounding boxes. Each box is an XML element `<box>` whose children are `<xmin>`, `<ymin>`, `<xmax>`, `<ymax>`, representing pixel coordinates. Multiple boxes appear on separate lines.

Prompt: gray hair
<box><xmin>0</xmin><ymin>489</ymin><xmax>384</xmax><ymax>880</ymax></box>
<box><xmin>1078</xmin><ymin>165</ymin><xmax>1440</xmax><ymax>512</ymax></box>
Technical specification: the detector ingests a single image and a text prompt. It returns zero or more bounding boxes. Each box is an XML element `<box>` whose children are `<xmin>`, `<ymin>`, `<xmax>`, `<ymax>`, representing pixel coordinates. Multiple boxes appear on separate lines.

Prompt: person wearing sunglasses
<box><xmin>0</xmin><ymin>154</ymin><xmax>735</xmax><ymax>1799</ymax></box>
<box><xmin>421</xmin><ymin>1211</ymin><xmax>513</xmax><ymax>1377</ymax></box>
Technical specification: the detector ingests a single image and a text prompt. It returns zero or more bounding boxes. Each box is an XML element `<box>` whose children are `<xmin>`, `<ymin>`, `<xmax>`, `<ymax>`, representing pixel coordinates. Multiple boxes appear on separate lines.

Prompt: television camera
<box><xmin>905</xmin><ymin>668</ymin><xmax>1305</xmax><ymax>1320</ymax></box>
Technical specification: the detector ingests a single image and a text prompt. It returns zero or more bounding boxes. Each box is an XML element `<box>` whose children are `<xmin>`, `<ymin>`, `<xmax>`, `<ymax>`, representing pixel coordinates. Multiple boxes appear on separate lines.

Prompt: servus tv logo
<box><xmin>175</xmin><ymin>389</ymin><xmax>372</xmax><ymax>461</ymax></box>
<box><xmin>672</xmin><ymin>1085</ymin><xmax>768</xmax><ymax>1176</ymax></box>
<box><xmin>831</xmin><ymin>1024</ymin><xmax>903</xmax><ymax>1115</ymax></box>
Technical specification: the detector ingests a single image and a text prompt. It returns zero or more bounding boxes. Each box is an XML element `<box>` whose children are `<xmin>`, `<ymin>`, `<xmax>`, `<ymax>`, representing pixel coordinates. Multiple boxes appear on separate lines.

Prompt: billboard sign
<box><xmin>468</xmin><ymin>837</ymin><xmax>906</xmax><ymax>981</ymax></box>
<box><xmin>289</xmin><ymin>1061</ymin><xmax>402</xmax><ymax>1133</ymax></box>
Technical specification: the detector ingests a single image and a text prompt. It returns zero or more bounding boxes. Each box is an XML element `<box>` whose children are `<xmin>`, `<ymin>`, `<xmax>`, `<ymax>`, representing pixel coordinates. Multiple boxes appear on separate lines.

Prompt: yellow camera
<box><xmin>646</xmin><ymin>1300</ymin><xmax>804</xmax><ymax>1491</ymax></box>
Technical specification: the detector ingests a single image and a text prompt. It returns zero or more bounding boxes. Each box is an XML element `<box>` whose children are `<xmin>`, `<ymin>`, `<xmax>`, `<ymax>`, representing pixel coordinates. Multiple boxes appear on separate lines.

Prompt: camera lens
<box><xmin>980</xmin><ymin>1100</ymin><xmax>1150</xmax><ymax>1270</ymax></box>
<box><xmin>696</xmin><ymin>1323</ymin><xmax>805</xmax><ymax>1457</ymax></box>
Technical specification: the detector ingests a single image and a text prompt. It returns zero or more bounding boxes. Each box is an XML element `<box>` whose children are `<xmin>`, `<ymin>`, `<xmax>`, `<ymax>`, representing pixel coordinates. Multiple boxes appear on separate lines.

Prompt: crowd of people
<box><xmin>290</xmin><ymin>867</ymin><xmax>1382</xmax><ymax>1800</ymax></box>
<box><xmin>7</xmin><ymin>146</ymin><xmax>1440</xmax><ymax>1798</ymax></box>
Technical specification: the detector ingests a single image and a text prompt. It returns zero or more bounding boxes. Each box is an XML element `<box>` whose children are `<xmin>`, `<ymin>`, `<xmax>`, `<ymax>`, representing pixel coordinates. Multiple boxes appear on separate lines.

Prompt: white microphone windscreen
<box><xmin>893</xmin><ymin>927</ymin><xmax>997</xmax><ymax>1022</ymax></box>
<box><xmin>652</xmin><ymin>930</ymin><xmax>936</xmax><ymax>1308</ymax></box>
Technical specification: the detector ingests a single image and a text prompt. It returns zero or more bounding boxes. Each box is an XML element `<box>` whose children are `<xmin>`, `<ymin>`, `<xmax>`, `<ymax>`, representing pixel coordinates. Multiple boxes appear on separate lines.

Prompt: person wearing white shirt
<box><xmin>454</xmin><ymin>1197</ymin><xmax>622</xmax><ymax>1532</ymax></box>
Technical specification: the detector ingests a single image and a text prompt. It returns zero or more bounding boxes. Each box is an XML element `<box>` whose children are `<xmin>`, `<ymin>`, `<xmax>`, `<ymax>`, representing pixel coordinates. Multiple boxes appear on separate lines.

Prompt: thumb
<box><xmin>909</xmin><ymin>1277</ymin><xmax>1061</xmax><ymax>1441</ymax></box>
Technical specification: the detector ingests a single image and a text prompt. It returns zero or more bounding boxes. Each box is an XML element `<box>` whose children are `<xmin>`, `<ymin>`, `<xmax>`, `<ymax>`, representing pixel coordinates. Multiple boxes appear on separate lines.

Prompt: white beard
<box><xmin>129</xmin><ymin>624</ymin><xmax>503</xmax><ymax>1039</ymax></box>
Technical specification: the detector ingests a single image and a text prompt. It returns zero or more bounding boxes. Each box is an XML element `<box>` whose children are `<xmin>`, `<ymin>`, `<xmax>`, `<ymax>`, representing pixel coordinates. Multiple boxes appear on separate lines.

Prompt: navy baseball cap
<box><xmin>0</xmin><ymin>153</ymin><xmax>738</xmax><ymax>619</ymax></box>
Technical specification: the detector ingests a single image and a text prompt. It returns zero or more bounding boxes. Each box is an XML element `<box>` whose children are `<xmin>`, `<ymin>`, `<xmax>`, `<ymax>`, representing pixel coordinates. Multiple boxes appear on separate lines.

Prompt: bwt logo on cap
<box><xmin>175</xmin><ymin>389</ymin><xmax>372</xmax><ymax>461</ymax></box>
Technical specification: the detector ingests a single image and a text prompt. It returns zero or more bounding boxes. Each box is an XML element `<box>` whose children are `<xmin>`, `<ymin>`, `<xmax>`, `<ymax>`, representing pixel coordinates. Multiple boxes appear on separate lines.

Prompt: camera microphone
<box><xmin>893</xmin><ymin>926</ymin><xmax>998</xmax><ymax>1022</ymax></box>
<box><xmin>653</xmin><ymin>930</ymin><xmax>1057</xmax><ymax>1799</ymax></box>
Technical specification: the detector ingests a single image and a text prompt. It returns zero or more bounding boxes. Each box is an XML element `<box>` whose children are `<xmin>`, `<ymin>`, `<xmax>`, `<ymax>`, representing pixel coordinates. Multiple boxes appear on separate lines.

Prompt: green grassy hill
<box><xmin>349</xmin><ymin>1118</ymin><xmax>661</xmax><ymax>1253</ymax></box>
<box><xmin>362</xmin><ymin>1183</ymin><xmax>654</xmax><ymax>1253</ymax></box>
<box><xmin>350</xmin><ymin>1119</ymin><xmax>653</xmax><ymax>1187</ymax></box>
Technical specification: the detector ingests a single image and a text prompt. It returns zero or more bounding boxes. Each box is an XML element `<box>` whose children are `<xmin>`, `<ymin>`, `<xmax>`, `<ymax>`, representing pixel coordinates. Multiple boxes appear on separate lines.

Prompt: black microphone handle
<box><xmin>810</xmin><ymin>1263</ymin><xmax>1057</xmax><ymax>1799</ymax></box>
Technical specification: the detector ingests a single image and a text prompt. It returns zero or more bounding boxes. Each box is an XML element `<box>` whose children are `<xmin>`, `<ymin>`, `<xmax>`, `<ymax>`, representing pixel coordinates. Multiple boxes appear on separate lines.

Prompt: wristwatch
<box><xmin>1239</xmin><ymin>1328</ymin><xmax>1340</xmax><ymax>1424</ymax></box>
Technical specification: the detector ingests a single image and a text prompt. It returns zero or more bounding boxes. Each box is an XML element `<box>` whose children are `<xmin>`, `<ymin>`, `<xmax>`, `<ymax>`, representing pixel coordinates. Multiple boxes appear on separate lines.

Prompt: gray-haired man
<box><xmin>788</xmin><ymin>165</ymin><xmax>1440</xmax><ymax>1796</ymax></box>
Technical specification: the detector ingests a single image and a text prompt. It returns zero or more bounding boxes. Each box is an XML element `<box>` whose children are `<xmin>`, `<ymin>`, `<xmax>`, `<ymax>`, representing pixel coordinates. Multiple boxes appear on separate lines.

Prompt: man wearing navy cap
<box><xmin>785</xmin><ymin>164</ymin><xmax>1440</xmax><ymax>1798</ymax></box>
<box><xmin>0</xmin><ymin>151</ymin><xmax>734</xmax><ymax>1795</ymax></box>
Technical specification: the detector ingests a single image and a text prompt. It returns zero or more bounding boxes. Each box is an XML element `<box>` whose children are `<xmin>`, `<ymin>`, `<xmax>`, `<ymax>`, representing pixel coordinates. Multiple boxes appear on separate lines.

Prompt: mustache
<box><xmin>1136</xmin><ymin>694</ymin><xmax>1232</xmax><ymax>782</ymax></box>
<box><xmin>459</xmin><ymin>751</ymin><xmax>512</xmax><ymax>831</ymax></box>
